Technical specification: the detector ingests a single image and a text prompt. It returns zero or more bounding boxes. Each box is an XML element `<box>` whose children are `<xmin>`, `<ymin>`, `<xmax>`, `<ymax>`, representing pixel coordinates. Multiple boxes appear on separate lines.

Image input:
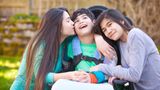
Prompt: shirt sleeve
<box><xmin>10</xmin><ymin>47</ymin><xmax>28</xmax><ymax>90</ymax></box>
<box><xmin>33</xmin><ymin>43</ymin><xmax>56</xmax><ymax>84</ymax></box>
<box><xmin>45</xmin><ymin>72</ymin><xmax>55</xmax><ymax>85</ymax></box>
<box><xmin>91</xmin><ymin>71</ymin><xmax>107</xmax><ymax>83</ymax></box>
<box><xmin>98</xmin><ymin>33</ymin><xmax>146</xmax><ymax>83</ymax></box>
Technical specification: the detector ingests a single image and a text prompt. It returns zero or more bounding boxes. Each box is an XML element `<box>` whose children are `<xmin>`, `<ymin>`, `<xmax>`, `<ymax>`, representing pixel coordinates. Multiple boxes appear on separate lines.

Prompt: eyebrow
<box><xmin>101</xmin><ymin>19</ymin><xmax>111</xmax><ymax>31</ymax></box>
<box><xmin>66</xmin><ymin>17</ymin><xmax>70</xmax><ymax>20</ymax></box>
<box><xmin>101</xmin><ymin>22</ymin><xmax>107</xmax><ymax>31</ymax></box>
<box><xmin>75</xmin><ymin>14</ymin><xmax>87</xmax><ymax>20</ymax></box>
<box><xmin>106</xmin><ymin>19</ymin><xmax>111</xmax><ymax>26</ymax></box>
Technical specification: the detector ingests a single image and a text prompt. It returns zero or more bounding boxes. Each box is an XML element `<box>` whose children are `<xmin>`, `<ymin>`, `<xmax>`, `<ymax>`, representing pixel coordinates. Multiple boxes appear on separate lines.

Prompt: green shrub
<box><xmin>16</xmin><ymin>35</ymin><xmax>31</xmax><ymax>40</ymax></box>
<box><xmin>0</xmin><ymin>27</ymin><xmax>5</xmax><ymax>33</ymax></box>
<box><xmin>0</xmin><ymin>41</ymin><xmax>27</xmax><ymax>56</ymax></box>
<box><xmin>9</xmin><ymin>14</ymin><xmax>40</xmax><ymax>24</ymax></box>
<box><xmin>9</xmin><ymin>27</ymin><xmax>19</xmax><ymax>32</ymax></box>
<box><xmin>158</xmin><ymin>46</ymin><xmax>160</xmax><ymax>52</ymax></box>
<box><xmin>2</xmin><ymin>34</ymin><xmax>13</xmax><ymax>39</ymax></box>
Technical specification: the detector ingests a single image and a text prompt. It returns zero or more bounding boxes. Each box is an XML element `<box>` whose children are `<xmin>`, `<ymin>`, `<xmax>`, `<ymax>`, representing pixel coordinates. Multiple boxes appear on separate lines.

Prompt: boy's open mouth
<box><xmin>79</xmin><ymin>24</ymin><xmax>88</xmax><ymax>29</ymax></box>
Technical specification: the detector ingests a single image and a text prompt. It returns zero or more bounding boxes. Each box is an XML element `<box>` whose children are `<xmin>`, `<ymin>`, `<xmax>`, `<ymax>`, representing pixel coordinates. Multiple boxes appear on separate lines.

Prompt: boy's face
<box><xmin>74</xmin><ymin>14</ymin><xmax>94</xmax><ymax>37</ymax></box>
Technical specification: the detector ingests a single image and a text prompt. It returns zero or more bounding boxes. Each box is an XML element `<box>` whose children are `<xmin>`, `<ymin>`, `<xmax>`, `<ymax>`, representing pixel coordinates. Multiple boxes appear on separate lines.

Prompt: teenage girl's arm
<box><xmin>94</xmin><ymin>34</ymin><xmax>116</xmax><ymax>60</ymax></box>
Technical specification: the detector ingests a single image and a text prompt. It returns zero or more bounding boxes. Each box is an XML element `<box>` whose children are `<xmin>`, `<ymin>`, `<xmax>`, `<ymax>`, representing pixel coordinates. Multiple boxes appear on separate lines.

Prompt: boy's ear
<box><xmin>93</xmin><ymin>19</ymin><xmax>96</xmax><ymax>24</ymax></box>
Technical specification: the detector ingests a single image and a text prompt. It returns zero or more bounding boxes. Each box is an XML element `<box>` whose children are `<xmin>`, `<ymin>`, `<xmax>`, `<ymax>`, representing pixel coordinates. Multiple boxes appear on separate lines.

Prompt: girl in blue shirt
<box><xmin>10</xmin><ymin>8</ymin><xmax>88</xmax><ymax>90</ymax></box>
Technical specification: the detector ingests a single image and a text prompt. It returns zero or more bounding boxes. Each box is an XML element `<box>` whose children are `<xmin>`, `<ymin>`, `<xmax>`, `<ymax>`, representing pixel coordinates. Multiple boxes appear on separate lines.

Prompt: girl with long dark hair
<box><xmin>10</xmin><ymin>8</ymin><xmax>87</xmax><ymax>90</ymax></box>
<box><xmin>91</xmin><ymin>9</ymin><xmax>160</xmax><ymax>90</ymax></box>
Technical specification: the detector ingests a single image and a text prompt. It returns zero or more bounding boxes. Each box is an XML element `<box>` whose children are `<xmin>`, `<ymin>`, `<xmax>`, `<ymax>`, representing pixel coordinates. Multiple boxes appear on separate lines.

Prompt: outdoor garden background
<box><xmin>0</xmin><ymin>0</ymin><xmax>160</xmax><ymax>90</ymax></box>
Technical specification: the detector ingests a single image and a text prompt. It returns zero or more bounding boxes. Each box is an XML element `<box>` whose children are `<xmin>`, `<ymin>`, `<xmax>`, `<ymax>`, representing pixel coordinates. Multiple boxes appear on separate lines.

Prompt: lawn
<box><xmin>0</xmin><ymin>46</ymin><xmax>159</xmax><ymax>90</ymax></box>
<box><xmin>0</xmin><ymin>56</ymin><xmax>21</xmax><ymax>90</ymax></box>
<box><xmin>158</xmin><ymin>46</ymin><xmax>160</xmax><ymax>52</ymax></box>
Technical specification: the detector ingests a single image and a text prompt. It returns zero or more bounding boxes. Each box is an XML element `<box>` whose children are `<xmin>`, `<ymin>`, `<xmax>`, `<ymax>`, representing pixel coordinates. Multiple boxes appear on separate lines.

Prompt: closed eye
<box><xmin>106</xmin><ymin>20</ymin><xmax>112</xmax><ymax>27</ymax></box>
<box><xmin>102</xmin><ymin>28</ymin><xmax>107</xmax><ymax>32</ymax></box>
<box><xmin>66</xmin><ymin>17</ymin><xmax>71</xmax><ymax>23</ymax></box>
<box><xmin>107</xmin><ymin>22</ymin><xmax>112</xmax><ymax>27</ymax></box>
<box><xmin>74</xmin><ymin>19</ymin><xmax>79</xmax><ymax>23</ymax></box>
<box><xmin>83</xmin><ymin>16</ymin><xmax>88</xmax><ymax>19</ymax></box>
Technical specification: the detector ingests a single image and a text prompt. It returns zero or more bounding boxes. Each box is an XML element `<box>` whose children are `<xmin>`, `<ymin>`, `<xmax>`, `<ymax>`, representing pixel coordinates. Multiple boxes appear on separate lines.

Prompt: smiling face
<box><xmin>74</xmin><ymin>14</ymin><xmax>94</xmax><ymax>37</ymax></box>
<box><xmin>100</xmin><ymin>18</ymin><xmax>124</xmax><ymax>41</ymax></box>
<box><xmin>61</xmin><ymin>11</ymin><xmax>75</xmax><ymax>36</ymax></box>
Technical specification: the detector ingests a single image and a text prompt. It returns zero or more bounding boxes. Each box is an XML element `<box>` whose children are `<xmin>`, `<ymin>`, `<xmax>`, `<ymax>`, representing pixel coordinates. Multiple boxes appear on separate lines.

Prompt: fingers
<box><xmin>100</xmin><ymin>44</ymin><xmax>115</xmax><ymax>60</ymax></box>
<box><xmin>108</xmin><ymin>77</ymin><xmax>117</xmax><ymax>85</ymax></box>
<box><xmin>78</xmin><ymin>73</ymin><xmax>91</xmax><ymax>83</ymax></box>
<box><xmin>71</xmin><ymin>71</ymin><xmax>90</xmax><ymax>83</ymax></box>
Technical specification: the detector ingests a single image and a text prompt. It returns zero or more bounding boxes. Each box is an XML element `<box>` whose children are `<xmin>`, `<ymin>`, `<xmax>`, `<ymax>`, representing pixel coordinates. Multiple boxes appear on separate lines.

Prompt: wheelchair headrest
<box><xmin>88</xmin><ymin>5</ymin><xmax>108</xmax><ymax>19</ymax></box>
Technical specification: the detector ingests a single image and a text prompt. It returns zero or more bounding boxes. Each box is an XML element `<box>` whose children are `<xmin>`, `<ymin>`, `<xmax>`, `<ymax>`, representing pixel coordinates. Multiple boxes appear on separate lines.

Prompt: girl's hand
<box><xmin>76</xmin><ymin>71</ymin><xmax>91</xmax><ymax>83</ymax></box>
<box><xmin>68</xmin><ymin>71</ymin><xmax>90</xmax><ymax>83</ymax></box>
<box><xmin>108</xmin><ymin>76</ymin><xmax>117</xmax><ymax>85</ymax></box>
<box><xmin>89</xmin><ymin>65</ymin><xmax>100</xmax><ymax>72</ymax></box>
<box><xmin>94</xmin><ymin>34</ymin><xmax>115</xmax><ymax>60</ymax></box>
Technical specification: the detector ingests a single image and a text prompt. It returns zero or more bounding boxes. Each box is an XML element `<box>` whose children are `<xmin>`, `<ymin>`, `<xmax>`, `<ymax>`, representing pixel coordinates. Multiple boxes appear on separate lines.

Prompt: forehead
<box><xmin>63</xmin><ymin>11</ymin><xmax>70</xmax><ymax>18</ymax></box>
<box><xmin>75</xmin><ymin>14</ymin><xmax>88</xmax><ymax>19</ymax></box>
<box><xmin>100</xmin><ymin>18</ymin><xmax>110</xmax><ymax>26</ymax></box>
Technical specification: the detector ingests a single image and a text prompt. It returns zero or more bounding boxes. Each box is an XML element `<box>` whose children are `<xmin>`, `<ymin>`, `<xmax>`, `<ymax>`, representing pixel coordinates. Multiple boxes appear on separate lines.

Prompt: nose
<box><xmin>79</xmin><ymin>19</ymin><xmax>84</xmax><ymax>24</ymax></box>
<box><xmin>107</xmin><ymin>28</ymin><xmax>112</xmax><ymax>34</ymax></box>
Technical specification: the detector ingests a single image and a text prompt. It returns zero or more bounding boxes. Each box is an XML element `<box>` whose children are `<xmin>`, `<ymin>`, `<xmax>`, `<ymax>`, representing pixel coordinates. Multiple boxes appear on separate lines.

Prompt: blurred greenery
<box><xmin>9</xmin><ymin>13</ymin><xmax>40</xmax><ymax>24</ymax></box>
<box><xmin>158</xmin><ymin>46</ymin><xmax>160</xmax><ymax>52</ymax></box>
<box><xmin>0</xmin><ymin>56</ymin><xmax>20</xmax><ymax>90</ymax></box>
<box><xmin>0</xmin><ymin>27</ymin><xmax>4</xmax><ymax>33</ymax></box>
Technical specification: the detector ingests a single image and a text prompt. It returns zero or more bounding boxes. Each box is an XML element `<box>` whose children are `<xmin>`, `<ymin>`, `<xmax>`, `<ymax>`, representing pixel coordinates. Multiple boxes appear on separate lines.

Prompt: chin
<box><xmin>112</xmin><ymin>38</ymin><xmax>118</xmax><ymax>41</ymax></box>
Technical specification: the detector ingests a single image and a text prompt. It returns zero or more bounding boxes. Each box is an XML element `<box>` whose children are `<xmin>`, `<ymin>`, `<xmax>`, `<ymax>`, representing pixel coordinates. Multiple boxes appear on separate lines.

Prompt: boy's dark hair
<box><xmin>72</xmin><ymin>8</ymin><xmax>95</xmax><ymax>21</ymax></box>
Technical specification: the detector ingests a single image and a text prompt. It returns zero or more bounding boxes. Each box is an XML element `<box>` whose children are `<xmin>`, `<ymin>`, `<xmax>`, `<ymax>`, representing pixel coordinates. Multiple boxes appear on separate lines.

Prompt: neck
<box><xmin>120</xmin><ymin>30</ymin><xmax>128</xmax><ymax>42</ymax></box>
<box><xmin>78</xmin><ymin>33</ymin><xmax>95</xmax><ymax>44</ymax></box>
<box><xmin>60</xmin><ymin>35</ymin><xmax>67</xmax><ymax>44</ymax></box>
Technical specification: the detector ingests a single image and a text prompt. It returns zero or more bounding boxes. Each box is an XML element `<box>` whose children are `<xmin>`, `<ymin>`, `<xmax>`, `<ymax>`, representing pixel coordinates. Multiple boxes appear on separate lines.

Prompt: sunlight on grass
<box><xmin>0</xmin><ymin>56</ymin><xmax>20</xmax><ymax>79</ymax></box>
<box><xmin>158</xmin><ymin>46</ymin><xmax>160</xmax><ymax>52</ymax></box>
<box><xmin>0</xmin><ymin>56</ymin><xmax>20</xmax><ymax>90</ymax></box>
<box><xmin>0</xmin><ymin>60</ymin><xmax>20</xmax><ymax>68</ymax></box>
<box><xmin>0</xmin><ymin>69</ymin><xmax>18</xmax><ymax>79</ymax></box>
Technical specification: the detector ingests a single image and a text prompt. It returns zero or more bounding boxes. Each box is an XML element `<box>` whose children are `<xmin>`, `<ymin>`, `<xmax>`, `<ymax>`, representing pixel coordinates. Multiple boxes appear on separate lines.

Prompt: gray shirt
<box><xmin>98</xmin><ymin>28</ymin><xmax>160</xmax><ymax>90</ymax></box>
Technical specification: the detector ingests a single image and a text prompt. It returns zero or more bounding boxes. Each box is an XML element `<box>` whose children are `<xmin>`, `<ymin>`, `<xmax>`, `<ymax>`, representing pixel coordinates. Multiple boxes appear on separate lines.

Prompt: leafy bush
<box><xmin>0</xmin><ymin>27</ymin><xmax>5</xmax><ymax>33</ymax></box>
<box><xmin>9</xmin><ymin>14</ymin><xmax>40</xmax><ymax>24</ymax></box>
<box><xmin>2</xmin><ymin>34</ymin><xmax>13</xmax><ymax>39</ymax></box>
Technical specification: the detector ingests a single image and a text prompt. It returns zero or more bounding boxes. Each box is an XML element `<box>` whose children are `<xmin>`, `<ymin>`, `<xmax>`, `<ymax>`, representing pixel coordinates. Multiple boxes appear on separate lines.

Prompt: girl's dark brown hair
<box><xmin>94</xmin><ymin>9</ymin><xmax>133</xmax><ymax>35</ymax></box>
<box><xmin>93</xmin><ymin>9</ymin><xmax>133</xmax><ymax>65</ymax></box>
<box><xmin>25</xmin><ymin>8</ymin><xmax>68</xmax><ymax>90</ymax></box>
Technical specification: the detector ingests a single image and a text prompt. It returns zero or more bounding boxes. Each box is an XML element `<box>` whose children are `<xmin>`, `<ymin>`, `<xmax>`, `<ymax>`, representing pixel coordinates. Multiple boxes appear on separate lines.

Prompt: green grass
<box><xmin>0</xmin><ymin>56</ymin><xmax>21</xmax><ymax>90</ymax></box>
<box><xmin>158</xmin><ymin>46</ymin><xmax>160</xmax><ymax>52</ymax></box>
<box><xmin>0</xmin><ymin>46</ymin><xmax>159</xmax><ymax>90</ymax></box>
